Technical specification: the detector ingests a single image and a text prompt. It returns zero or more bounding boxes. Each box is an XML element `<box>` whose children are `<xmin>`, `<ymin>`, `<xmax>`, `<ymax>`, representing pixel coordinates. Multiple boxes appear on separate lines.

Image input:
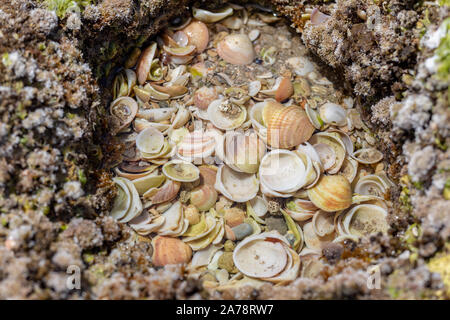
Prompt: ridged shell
<box><xmin>266</xmin><ymin>103</ymin><xmax>315</xmax><ymax>149</ymax></box>
<box><xmin>307</xmin><ymin>175</ymin><xmax>352</xmax><ymax>212</ymax></box>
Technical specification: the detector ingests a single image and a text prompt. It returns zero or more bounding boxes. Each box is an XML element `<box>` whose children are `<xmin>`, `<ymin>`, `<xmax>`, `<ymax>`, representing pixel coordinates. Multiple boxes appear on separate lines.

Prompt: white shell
<box><xmin>192</xmin><ymin>6</ymin><xmax>233</xmax><ymax>23</ymax></box>
<box><xmin>214</xmin><ymin>165</ymin><xmax>259</xmax><ymax>202</ymax></box>
<box><xmin>207</xmin><ymin>99</ymin><xmax>247</xmax><ymax>130</ymax></box>
<box><xmin>319</xmin><ymin>102</ymin><xmax>347</xmax><ymax>126</ymax></box>
<box><xmin>162</xmin><ymin>160</ymin><xmax>200</xmax><ymax>182</ymax></box>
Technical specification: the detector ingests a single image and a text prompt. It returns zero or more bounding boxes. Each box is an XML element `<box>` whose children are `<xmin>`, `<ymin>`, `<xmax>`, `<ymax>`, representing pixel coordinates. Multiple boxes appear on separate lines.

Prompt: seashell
<box><xmin>328</xmin><ymin>129</ymin><xmax>354</xmax><ymax>155</ymax></box>
<box><xmin>110</xmin><ymin>97</ymin><xmax>138</xmax><ymax>131</ymax></box>
<box><xmin>133</xmin><ymin>118</ymin><xmax>170</xmax><ymax>133</ymax></box>
<box><xmin>194</xmin><ymin>86</ymin><xmax>218</xmax><ymax>110</ymax></box>
<box><xmin>342</xmin><ymin>204</ymin><xmax>388</xmax><ymax>238</ymax></box>
<box><xmin>141</xmin><ymin>139</ymin><xmax>175</xmax><ymax>161</ymax></box>
<box><xmin>297</xmin><ymin>142</ymin><xmax>322</xmax><ymax>165</ymax></box>
<box><xmin>156</xmin><ymin>201</ymin><xmax>183</xmax><ymax>233</ymax></box>
<box><xmin>286</xmin><ymin>56</ymin><xmax>314</xmax><ymax>76</ymax></box>
<box><xmin>262</xmin><ymin>246</ymin><xmax>300</xmax><ymax>283</ymax></box>
<box><xmin>192</xmin><ymin>6</ymin><xmax>233</xmax><ymax>23</ymax></box>
<box><xmin>223</xmin><ymin>131</ymin><xmax>266</xmax><ymax>174</ymax></box>
<box><xmin>189</xmin><ymin>244</ymin><xmax>223</xmax><ymax>269</ymax></box>
<box><xmin>137</xmin><ymin>106</ymin><xmax>177</xmax><ymax>122</ymax></box>
<box><xmin>224</xmin><ymin>207</ymin><xmax>246</xmax><ymax>227</ymax></box>
<box><xmin>130</xmin><ymin>214</ymin><xmax>165</xmax><ymax>236</ymax></box>
<box><xmin>302</xmin><ymin>221</ymin><xmax>335</xmax><ymax>251</ymax></box>
<box><xmin>143</xmin><ymin>179</ymin><xmax>181</xmax><ymax>204</ymax></box>
<box><xmin>257</xmin><ymin>13</ymin><xmax>281</xmax><ymax>24</ymax></box>
<box><xmin>182</xmin><ymin>20</ymin><xmax>209</xmax><ymax>53</ymax></box>
<box><xmin>183</xmin><ymin>214</ymin><xmax>216</xmax><ymax>241</ymax></box>
<box><xmin>284</xmin><ymin>199</ymin><xmax>315</xmax><ymax>222</ymax></box>
<box><xmin>313</xmin><ymin>143</ymin><xmax>336</xmax><ymax>171</ymax></box>
<box><xmin>264</xmin><ymin>101</ymin><xmax>315</xmax><ymax>149</ymax></box>
<box><xmin>309</xmin><ymin>132</ymin><xmax>346</xmax><ymax>174</ymax></box>
<box><xmin>248</xmin><ymin>80</ymin><xmax>261</xmax><ymax>97</ymax></box>
<box><xmin>172</xmin><ymin>31</ymin><xmax>189</xmax><ymax>47</ymax></box>
<box><xmin>249</xmin><ymin>196</ymin><xmax>268</xmax><ymax>217</ymax></box>
<box><xmin>259</xmin><ymin>150</ymin><xmax>306</xmax><ymax>193</ymax></box>
<box><xmin>307</xmin><ymin>175</ymin><xmax>352</xmax><ymax>212</ymax></box>
<box><xmin>152</xmin><ymin>236</ymin><xmax>192</xmax><ymax>267</ymax></box>
<box><xmin>354</xmin><ymin>174</ymin><xmax>389</xmax><ymax>197</ymax></box>
<box><xmin>136</xmin><ymin>127</ymin><xmax>165</xmax><ymax>154</ymax></box>
<box><xmin>339</xmin><ymin>157</ymin><xmax>358</xmax><ymax>184</ymax></box>
<box><xmin>136</xmin><ymin>42</ymin><xmax>157</xmax><ymax>84</ymax></box>
<box><xmin>110</xmin><ymin>177</ymin><xmax>132</xmax><ymax>221</ymax></box>
<box><xmin>215</xmin><ymin>165</ymin><xmax>259</xmax><ymax>202</ymax></box>
<box><xmin>185</xmin><ymin>216</ymin><xmax>224</xmax><ymax>250</ymax></box>
<box><xmin>222</xmin><ymin>16</ymin><xmax>243</xmax><ymax>30</ymax></box>
<box><xmin>162</xmin><ymin>160</ymin><xmax>200</xmax><ymax>182</ymax></box>
<box><xmin>169</xmin><ymin>16</ymin><xmax>192</xmax><ymax>30</ymax></box>
<box><xmin>184</xmin><ymin>204</ymin><xmax>200</xmax><ymax>225</ymax></box>
<box><xmin>112</xmin><ymin>177</ymin><xmax>143</xmax><ymax>223</ymax></box>
<box><xmin>207</xmin><ymin>99</ymin><xmax>247</xmax><ymax>130</ymax></box>
<box><xmin>176</xmin><ymin>130</ymin><xmax>216</xmax><ymax>162</ymax></box>
<box><xmin>310</xmin><ymin>8</ymin><xmax>330</xmax><ymax>26</ymax></box>
<box><xmin>149</xmin><ymin>83</ymin><xmax>188</xmax><ymax>98</ymax></box>
<box><xmin>148</xmin><ymin>59</ymin><xmax>164</xmax><ymax>81</ymax></box>
<box><xmin>261</xmin><ymin>77</ymin><xmax>293</xmax><ymax>102</ymax></box>
<box><xmin>217</xmin><ymin>34</ymin><xmax>255</xmax><ymax>65</ymax></box>
<box><xmin>168</xmin><ymin>127</ymin><xmax>189</xmax><ymax>144</ymax></box>
<box><xmin>305</xmin><ymin>103</ymin><xmax>323</xmax><ymax>129</ymax></box>
<box><xmin>199</xmin><ymin>165</ymin><xmax>218</xmax><ymax>186</ymax></box>
<box><xmin>132</xmin><ymin>172</ymin><xmax>166</xmax><ymax>195</ymax></box>
<box><xmin>351</xmin><ymin>148</ymin><xmax>384</xmax><ymax>164</ymax></box>
<box><xmin>233</xmin><ymin>231</ymin><xmax>289</xmax><ymax>278</ymax></box>
<box><xmin>312</xmin><ymin>210</ymin><xmax>335</xmax><ymax>237</ymax></box>
<box><xmin>319</xmin><ymin>102</ymin><xmax>347</xmax><ymax>126</ymax></box>
<box><xmin>190</xmin><ymin>184</ymin><xmax>218</xmax><ymax>212</ymax></box>
<box><xmin>248</xmin><ymin>29</ymin><xmax>260</xmax><ymax>42</ymax></box>
<box><xmin>163</xmin><ymin>44</ymin><xmax>196</xmax><ymax>57</ymax></box>
<box><xmin>170</xmin><ymin>105</ymin><xmax>191</xmax><ymax>129</ymax></box>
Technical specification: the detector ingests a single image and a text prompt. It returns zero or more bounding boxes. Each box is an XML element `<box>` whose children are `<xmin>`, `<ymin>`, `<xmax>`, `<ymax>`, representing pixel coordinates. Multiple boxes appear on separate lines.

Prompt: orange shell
<box><xmin>182</xmin><ymin>20</ymin><xmax>209</xmax><ymax>53</ymax></box>
<box><xmin>266</xmin><ymin>105</ymin><xmax>315</xmax><ymax>149</ymax></box>
<box><xmin>152</xmin><ymin>236</ymin><xmax>192</xmax><ymax>266</ymax></box>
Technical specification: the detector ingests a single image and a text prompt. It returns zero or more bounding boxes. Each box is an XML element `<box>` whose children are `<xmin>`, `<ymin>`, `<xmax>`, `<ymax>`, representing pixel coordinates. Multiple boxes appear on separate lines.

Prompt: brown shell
<box><xmin>152</xmin><ymin>236</ymin><xmax>192</xmax><ymax>266</ymax></box>
<box><xmin>182</xmin><ymin>20</ymin><xmax>210</xmax><ymax>53</ymax></box>
<box><xmin>307</xmin><ymin>175</ymin><xmax>352</xmax><ymax>212</ymax></box>
<box><xmin>275</xmin><ymin>77</ymin><xmax>294</xmax><ymax>102</ymax></box>
<box><xmin>267</xmin><ymin>105</ymin><xmax>315</xmax><ymax>149</ymax></box>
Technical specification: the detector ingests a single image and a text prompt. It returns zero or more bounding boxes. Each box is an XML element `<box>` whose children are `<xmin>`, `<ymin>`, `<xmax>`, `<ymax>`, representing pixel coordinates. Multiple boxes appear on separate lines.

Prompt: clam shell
<box><xmin>176</xmin><ymin>130</ymin><xmax>216</xmax><ymax>162</ymax></box>
<box><xmin>133</xmin><ymin>118</ymin><xmax>170</xmax><ymax>133</ymax></box>
<box><xmin>194</xmin><ymin>86</ymin><xmax>218</xmax><ymax>110</ymax></box>
<box><xmin>248</xmin><ymin>80</ymin><xmax>261</xmax><ymax>97</ymax></box>
<box><xmin>136</xmin><ymin>127</ymin><xmax>165</xmax><ymax>154</ymax></box>
<box><xmin>342</xmin><ymin>204</ymin><xmax>388</xmax><ymax>238</ymax></box>
<box><xmin>307</xmin><ymin>175</ymin><xmax>352</xmax><ymax>212</ymax></box>
<box><xmin>182</xmin><ymin>20</ymin><xmax>209</xmax><ymax>53</ymax></box>
<box><xmin>233</xmin><ymin>232</ymin><xmax>289</xmax><ymax>278</ymax></box>
<box><xmin>305</xmin><ymin>103</ymin><xmax>323</xmax><ymax>130</ymax></box>
<box><xmin>259</xmin><ymin>150</ymin><xmax>306</xmax><ymax>193</ymax></box>
<box><xmin>137</xmin><ymin>106</ymin><xmax>177</xmax><ymax>122</ymax></box>
<box><xmin>143</xmin><ymin>179</ymin><xmax>181</xmax><ymax>204</ymax></box>
<box><xmin>131</xmin><ymin>215</ymin><xmax>165</xmax><ymax>236</ymax></box>
<box><xmin>162</xmin><ymin>160</ymin><xmax>200</xmax><ymax>182</ymax></box>
<box><xmin>136</xmin><ymin>43</ymin><xmax>157</xmax><ymax>84</ymax></box>
<box><xmin>192</xmin><ymin>6</ymin><xmax>233</xmax><ymax>23</ymax></box>
<box><xmin>157</xmin><ymin>201</ymin><xmax>183</xmax><ymax>233</ymax></box>
<box><xmin>117</xmin><ymin>178</ymin><xmax>143</xmax><ymax>223</ymax></box>
<box><xmin>207</xmin><ymin>99</ymin><xmax>247</xmax><ymax>130</ymax></box>
<box><xmin>249</xmin><ymin>196</ymin><xmax>268</xmax><ymax>217</ymax></box>
<box><xmin>352</xmin><ymin>148</ymin><xmax>384</xmax><ymax>164</ymax></box>
<box><xmin>132</xmin><ymin>172</ymin><xmax>166</xmax><ymax>195</ymax></box>
<box><xmin>110</xmin><ymin>177</ymin><xmax>132</xmax><ymax>221</ymax></box>
<box><xmin>190</xmin><ymin>184</ymin><xmax>218</xmax><ymax>211</ymax></box>
<box><xmin>302</xmin><ymin>221</ymin><xmax>335</xmax><ymax>251</ymax></box>
<box><xmin>223</xmin><ymin>131</ymin><xmax>266</xmax><ymax>174</ymax></box>
<box><xmin>354</xmin><ymin>174</ymin><xmax>388</xmax><ymax>197</ymax></box>
<box><xmin>265</xmin><ymin>102</ymin><xmax>315</xmax><ymax>149</ymax></box>
<box><xmin>309</xmin><ymin>132</ymin><xmax>346</xmax><ymax>174</ymax></box>
<box><xmin>217</xmin><ymin>34</ymin><xmax>255</xmax><ymax>65</ymax></box>
<box><xmin>312</xmin><ymin>210</ymin><xmax>335</xmax><ymax>237</ymax></box>
<box><xmin>313</xmin><ymin>143</ymin><xmax>336</xmax><ymax>171</ymax></box>
<box><xmin>199</xmin><ymin>165</ymin><xmax>218</xmax><ymax>186</ymax></box>
<box><xmin>339</xmin><ymin>157</ymin><xmax>358</xmax><ymax>184</ymax></box>
<box><xmin>215</xmin><ymin>165</ymin><xmax>259</xmax><ymax>202</ymax></box>
<box><xmin>152</xmin><ymin>236</ymin><xmax>192</xmax><ymax>267</ymax></box>
<box><xmin>261</xmin><ymin>247</ymin><xmax>300</xmax><ymax>283</ymax></box>
<box><xmin>319</xmin><ymin>102</ymin><xmax>347</xmax><ymax>126</ymax></box>
<box><xmin>110</xmin><ymin>97</ymin><xmax>138</xmax><ymax>131</ymax></box>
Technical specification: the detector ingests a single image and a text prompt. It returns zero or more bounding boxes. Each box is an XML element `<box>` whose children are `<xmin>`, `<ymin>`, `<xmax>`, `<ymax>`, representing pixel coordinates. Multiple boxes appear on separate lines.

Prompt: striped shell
<box><xmin>307</xmin><ymin>175</ymin><xmax>352</xmax><ymax>212</ymax></box>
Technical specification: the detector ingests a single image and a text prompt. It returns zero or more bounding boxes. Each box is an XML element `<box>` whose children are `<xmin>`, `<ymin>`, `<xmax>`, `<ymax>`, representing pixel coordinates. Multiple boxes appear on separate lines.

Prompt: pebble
<box><xmin>231</xmin><ymin>223</ymin><xmax>253</xmax><ymax>240</ymax></box>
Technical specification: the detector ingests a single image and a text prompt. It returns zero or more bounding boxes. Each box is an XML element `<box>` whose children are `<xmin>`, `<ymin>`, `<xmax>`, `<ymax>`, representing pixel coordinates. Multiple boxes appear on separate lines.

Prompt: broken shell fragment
<box><xmin>152</xmin><ymin>236</ymin><xmax>192</xmax><ymax>266</ymax></box>
<box><xmin>162</xmin><ymin>160</ymin><xmax>200</xmax><ymax>182</ymax></box>
<box><xmin>192</xmin><ymin>6</ymin><xmax>233</xmax><ymax>23</ymax></box>
<box><xmin>143</xmin><ymin>178</ymin><xmax>181</xmax><ymax>204</ymax></box>
<box><xmin>190</xmin><ymin>184</ymin><xmax>218</xmax><ymax>211</ymax></box>
<box><xmin>218</xmin><ymin>34</ymin><xmax>255</xmax><ymax>65</ymax></box>
<box><xmin>136</xmin><ymin>42</ymin><xmax>158</xmax><ymax>84</ymax></box>
<box><xmin>307</xmin><ymin>175</ymin><xmax>352</xmax><ymax>212</ymax></box>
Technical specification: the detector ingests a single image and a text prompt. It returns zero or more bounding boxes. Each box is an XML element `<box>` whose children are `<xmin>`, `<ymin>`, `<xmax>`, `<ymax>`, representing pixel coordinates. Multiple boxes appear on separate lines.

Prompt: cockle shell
<box><xmin>223</xmin><ymin>131</ymin><xmax>266</xmax><ymax>174</ymax></box>
<box><xmin>215</xmin><ymin>165</ymin><xmax>259</xmax><ymax>202</ymax></box>
<box><xmin>307</xmin><ymin>175</ymin><xmax>352</xmax><ymax>212</ymax></box>
<box><xmin>152</xmin><ymin>236</ymin><xmax>192</xmax><ymax>266</ymax></box>
<box><xmin>162</xmin><ymin>160</ymin><xmax>200</xmax><ymax>182</ymax></box>
<box><xmin>182</xmin><ymin>20</ymin><xmax>209</xmax><ymax>53</ymax></box>
<box><xmin>190</xmin><ymin>184</ymin><xmax>218</xmax><ymax>211</ymax></box>
<box><xmin>264</xmin><ymin>101</ymin><xmax>315</xmax><ymax>149</ymax></box>
<box><xmin>259</xmin><ymin>150</ymin><xmax>306</xmax><ymax>193</ymax></box>
<box><xmin>194</xmin><ymin>86</ymin><xmax>218</xmax><ymax>110</ymax></box>
<box><xmin>176</xmin><ymin>130</ymin><xmax>216</xmax><ymax>162</ymax></box>
<box><xmin>110</xmin><ymin>97</ymin><xmax>138</xmax><ymax>131</ymax></box>
<box><xmin>218</xmin><ymin>34</ymin><xmax>255</xmax><ymax>65</ymax></box>
<box><xmin>207</xmin><ymin>99</ymin><xmax>247</xmax><ymax>130</ymax></box>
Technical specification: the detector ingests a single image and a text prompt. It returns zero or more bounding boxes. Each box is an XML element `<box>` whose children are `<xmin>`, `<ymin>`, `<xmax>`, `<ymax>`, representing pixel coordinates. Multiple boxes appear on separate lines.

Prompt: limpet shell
<box><xmin>162</xmin><ymin>160</ymin><xmax>200</xmax><ymax>182</ymax></box>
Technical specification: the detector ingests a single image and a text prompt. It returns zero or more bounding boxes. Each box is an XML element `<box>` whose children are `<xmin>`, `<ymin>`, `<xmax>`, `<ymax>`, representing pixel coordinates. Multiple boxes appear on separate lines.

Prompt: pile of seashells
<box><xmin>109</xmin><ymin>4</ymin><xmax>393</xmax><ymax>288</ymax></box>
